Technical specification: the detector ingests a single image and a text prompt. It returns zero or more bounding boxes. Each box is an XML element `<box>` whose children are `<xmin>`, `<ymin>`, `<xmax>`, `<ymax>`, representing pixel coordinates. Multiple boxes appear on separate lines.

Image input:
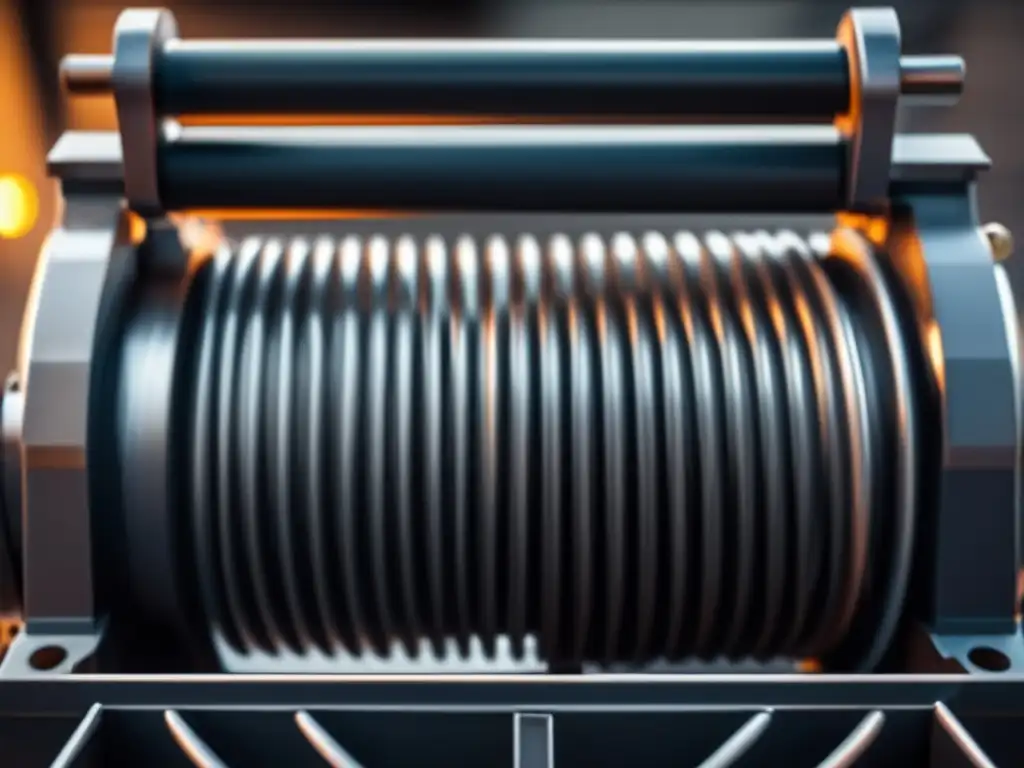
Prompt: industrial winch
<box><xmin>0</xmin><ymin>7</ymin><xmax>1019</xmax><ymax>684</ymax></box>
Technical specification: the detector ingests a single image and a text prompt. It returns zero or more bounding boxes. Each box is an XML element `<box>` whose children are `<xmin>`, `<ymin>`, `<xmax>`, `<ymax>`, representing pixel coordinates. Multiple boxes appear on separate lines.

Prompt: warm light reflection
<box><xmin>836</xmin><ymin>212</ymin><xmax>889</xmax><ymax>248</ymax></box>
<box><xmin>925</xmin><ymin>320</ymin><xmax>946</xmax><ymax>392</ymax></box>
<box><xmin>175</xmin><ymin>113</ymin><xmax>757</xmax><ymax>127</ymax></box>
<box><xmin>886</xmin><ymin>223</ymin><xmax>946</xmax><ymax>395</ymax></box>
<box><xmin>833</xmin><ymin>17</ymin><xmax>861</xmax><ymax>140</ymax></box>
<box><xmin>0</xmin><ymin>174</ymin><xmax>38</xmax><ymax>239</ymax></box>
<box><xmin>180</xmin><ymin>114</ymin><xmax>520</xmax><ymax>127</ymax></box>
<box><xmin>174</xmin><ymin>215</ymin><xmax>225</xmax><ymax>260</ymax></box>
<box><xmin>127</xmin><ymin>211</ymin><xmax>147</xmax><ymax>243</ymax></box>
<box><xmin>184</xmin><ymin>209</ymin><xmax>403</xmax><ymax>221</ymax></box>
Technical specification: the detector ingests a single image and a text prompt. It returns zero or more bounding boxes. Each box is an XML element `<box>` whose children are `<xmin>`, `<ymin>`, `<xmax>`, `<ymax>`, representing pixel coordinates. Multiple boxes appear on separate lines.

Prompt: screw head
<box><xmin>984</xmin><ymin>222</ymin><xmax>1014</xmax><ymax>262</ymax></box>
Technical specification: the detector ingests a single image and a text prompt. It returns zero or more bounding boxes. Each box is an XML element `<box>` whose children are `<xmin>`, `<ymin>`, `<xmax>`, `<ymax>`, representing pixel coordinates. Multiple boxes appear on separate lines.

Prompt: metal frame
<box><xmin>0</xmin><ymin>188</ymin><xmax>133</xmax><ymax>676</ymax></box>
<box><xmin>2</xmin><ymin>673</ymin><xmax>1023</xmax><ymax>766</ymax></box>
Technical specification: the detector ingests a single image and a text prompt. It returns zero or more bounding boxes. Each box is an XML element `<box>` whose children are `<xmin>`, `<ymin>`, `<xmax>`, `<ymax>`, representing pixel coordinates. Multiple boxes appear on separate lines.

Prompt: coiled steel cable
<box><xmin>176</xmin><ymin>228</ymin><xmax>920</xmax><ymax>670</ymax></box>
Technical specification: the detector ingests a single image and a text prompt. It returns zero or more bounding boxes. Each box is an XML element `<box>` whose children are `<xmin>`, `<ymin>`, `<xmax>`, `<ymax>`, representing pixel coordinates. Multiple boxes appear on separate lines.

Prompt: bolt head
<box><xmin>984</xmin><ymin>222</ymin><xmax>1014</xmax><ymax>262</ymax></box>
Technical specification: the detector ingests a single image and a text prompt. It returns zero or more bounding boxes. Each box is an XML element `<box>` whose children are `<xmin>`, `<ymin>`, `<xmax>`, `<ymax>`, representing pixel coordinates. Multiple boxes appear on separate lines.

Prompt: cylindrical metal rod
<box><xmin>152</xmin><ymin>40</ymin><xmax>851</xmax><ymax>118</ymax></box>
<box><xmin>59</xmin><ymin>54</ymin><xmax>115</xmax><ymax>95</ymax></box>
<box><xmin>64</xmin><ymin>42</ymin><xmax>850</xmax><ymax>117</ymax></box>
<box><xmin>156</xmin><ymin>125</ymin><xmax>846</xmax><ymax>213</ymax></box>
<box><xmin>899</xmin><ymin>55</ymin><xmax>965</xmax><ymax>103</ymax></box>
<box><xmin>60</xmin><ymin>43</ymin><xmax>964</xmax><ymax>116</ymax></box>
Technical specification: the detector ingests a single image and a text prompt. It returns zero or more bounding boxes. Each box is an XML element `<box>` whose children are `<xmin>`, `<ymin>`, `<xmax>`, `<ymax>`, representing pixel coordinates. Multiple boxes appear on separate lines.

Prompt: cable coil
<box><xmin>176</xmin><ymin>229</ymin><xmax>922</xmax><ymax>670</ymax></box>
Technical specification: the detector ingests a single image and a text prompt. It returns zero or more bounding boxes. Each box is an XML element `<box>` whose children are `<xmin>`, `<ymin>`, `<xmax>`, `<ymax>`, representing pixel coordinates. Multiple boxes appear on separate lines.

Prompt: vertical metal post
<box><xmin>514</xmin><ymin>713</ymin><xmax>554</xmax><ymax>768</ymax></box>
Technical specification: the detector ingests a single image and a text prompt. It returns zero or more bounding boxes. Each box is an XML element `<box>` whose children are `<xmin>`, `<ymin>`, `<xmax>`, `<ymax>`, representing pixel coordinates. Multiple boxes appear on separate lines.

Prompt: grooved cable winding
<box><xmin>180</xmin><ymin>228</ymin><xmax>918</xmax><ymax>669</ymax></box>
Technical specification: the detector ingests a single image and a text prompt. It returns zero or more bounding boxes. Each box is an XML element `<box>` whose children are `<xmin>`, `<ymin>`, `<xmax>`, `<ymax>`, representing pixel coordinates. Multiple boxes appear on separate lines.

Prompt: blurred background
<box><xmin>0</xmin><ymin>0</ymin><xmax>1020</xmax><ymax>374</ymax></box>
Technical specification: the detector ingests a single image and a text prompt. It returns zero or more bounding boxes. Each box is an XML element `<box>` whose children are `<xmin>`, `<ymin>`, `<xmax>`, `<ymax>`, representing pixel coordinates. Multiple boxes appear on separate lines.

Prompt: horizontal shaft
<box><xmin>157</xmin><ymin>125</ymin><xmax>846</xmax><ymax>213</ymax></box>
<box><xmin>61</xmin><ymin>43</ymin><xmax>962</xmax><ymax>118</ymax></box>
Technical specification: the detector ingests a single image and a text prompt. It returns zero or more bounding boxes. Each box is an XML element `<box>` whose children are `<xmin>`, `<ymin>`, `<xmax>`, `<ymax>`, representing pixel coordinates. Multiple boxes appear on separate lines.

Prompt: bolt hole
<box><xmin>28</xmin><ymin>645</ymin><xmax>67</xmax><ymax>671</ymax></box>
<box><xmin>968</xmin><ymin>646</ymin><xmax>1011</xmax><ymax>672</ymax></box>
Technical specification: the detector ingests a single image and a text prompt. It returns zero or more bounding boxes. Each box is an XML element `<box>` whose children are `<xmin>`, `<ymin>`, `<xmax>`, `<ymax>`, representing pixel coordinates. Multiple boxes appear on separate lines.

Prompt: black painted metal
<box><xmin>2</xmin><ymin>675</ymin><xmax>1023</xmax><ymax>767</ymax></box>
<box><xmin>0</xmin><ymin>379</ymin><xmax>20</xmax><ymax>617</ymax></box>
<box><xmin>0</xmin><ymin>673</ymin><xmax>1008</xmax><ymax>710</ymax></box>
<box><xmin>157</xmin><ymin>127</ymin><xmax>846</xmax><ymax>212</ymax></box>
<box><xmin>153</xmin><ymin>41</ymin><xmax>851</xmax><ymax>119</ymax></box>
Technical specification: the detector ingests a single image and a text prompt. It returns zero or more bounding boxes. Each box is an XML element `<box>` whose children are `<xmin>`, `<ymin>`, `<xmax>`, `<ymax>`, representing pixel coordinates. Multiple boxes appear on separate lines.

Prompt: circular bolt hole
<box><xmin>968</xmin><ymin>646</ymin><xmax>1011</xmax><ymax>672</ymax></box>
<box><xmin>28</xmin><ymin>645</ymin><xmax>67</xmax><ymax>671</ymax></box>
